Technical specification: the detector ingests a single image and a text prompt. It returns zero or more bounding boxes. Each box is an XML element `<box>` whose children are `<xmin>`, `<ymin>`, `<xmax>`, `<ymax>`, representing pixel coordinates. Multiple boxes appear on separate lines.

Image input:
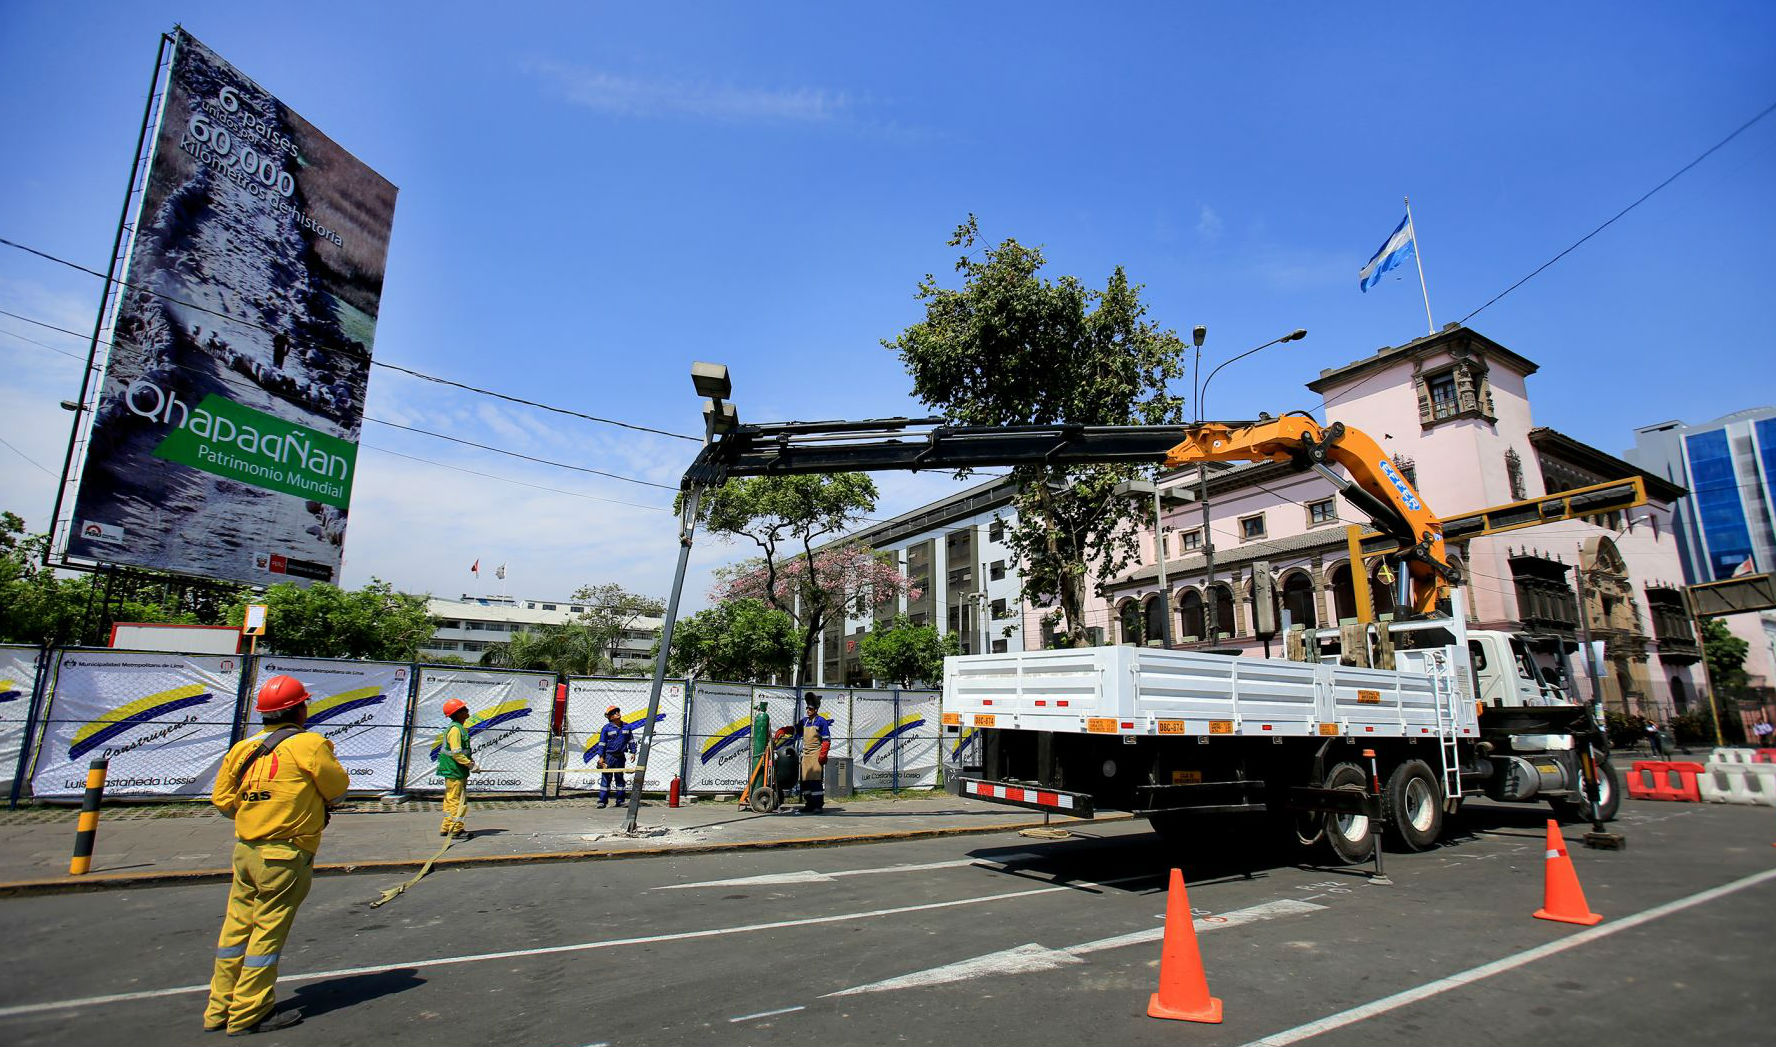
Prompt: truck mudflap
<box><xmin>959</xmin><ymin>777</ymin><xmax>1095</xmax><ymax>819</ymax></box>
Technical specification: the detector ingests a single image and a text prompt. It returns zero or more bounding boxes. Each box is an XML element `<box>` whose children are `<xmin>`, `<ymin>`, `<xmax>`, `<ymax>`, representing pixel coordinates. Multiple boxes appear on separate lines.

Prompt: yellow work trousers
<box><xmin>441</xmin><ymin>778</ymin><xmax>468</xmax><ymax>835</ymax></box>
<box><xmin>205</xmin><ymin>840</ymin><xmax>314</xmax><ymax>1032</ymax></box>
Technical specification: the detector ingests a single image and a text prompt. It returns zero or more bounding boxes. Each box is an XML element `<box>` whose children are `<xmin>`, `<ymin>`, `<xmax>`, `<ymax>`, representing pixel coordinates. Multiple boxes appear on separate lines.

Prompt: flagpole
<box><xmin>1405</xmin><ymin>195</ymin><xmax>1435</xmax><ymax>334</ymax></box>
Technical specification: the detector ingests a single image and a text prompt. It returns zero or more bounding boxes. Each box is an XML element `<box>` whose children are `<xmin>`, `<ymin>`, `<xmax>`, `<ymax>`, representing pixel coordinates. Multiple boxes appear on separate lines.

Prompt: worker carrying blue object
<box><xmin>774</xmin><ymin>693</ymin><xmax>833</xmax><ymax>813</ymax></box>
<box><xmin>590</xmin><ymin>705</ymin><xmax>640</xmax><ymax>808</ymax></box>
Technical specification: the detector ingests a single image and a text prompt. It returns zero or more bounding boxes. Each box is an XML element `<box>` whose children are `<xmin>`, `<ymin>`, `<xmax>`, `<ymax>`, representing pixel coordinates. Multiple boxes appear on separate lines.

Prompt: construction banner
<box><xmin>254</xmin><ymin>656</ymin><xmax>408</xmax><ymax>793</ymax></box>
<box><xmin>562</xmin><ymin>678</ymin><xmax>686</xmax><ymax>793</ymax></box>
<box><xmin>30</xmin><ymin>649</ymin><xmax>243</xmax><ymax>799</ymax></box>
<box><xmin>0</xmin><ymin>646</ymin><xmax>43</xmax><ymax>792</ymax></box>
<box><xmin>800</xmin><ymin>687</ymin><xmax>851</xmax><ymax>759</ymax></box>
<box><xmin>407</xmin><ymin>667</ymin><xmax>553</xmax><ymax>794</ymax></box>
<box><xmin>685</xmin><ymin>682</ymin><xmax>795</xmax><ymax>794</ymax></box>
<box><xmin>851</xmin><ymin>689</ymin><xmax>939</xmax><ymax>790</ymax></box>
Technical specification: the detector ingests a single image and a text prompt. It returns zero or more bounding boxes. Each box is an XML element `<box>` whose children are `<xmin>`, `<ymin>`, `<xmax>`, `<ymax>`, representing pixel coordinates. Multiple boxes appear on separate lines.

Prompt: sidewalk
<box><xmin>0</xmin><ymin>793</ymin><xmax>1123</xmax><ymax>895</ymax></box>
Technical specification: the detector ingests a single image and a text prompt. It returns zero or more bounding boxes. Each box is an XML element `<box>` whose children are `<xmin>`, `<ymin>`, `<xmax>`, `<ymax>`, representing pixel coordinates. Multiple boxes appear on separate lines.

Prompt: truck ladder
<box><xmin>1431</xmin><ymin>650</ymin><xmax>1463</xmax><ymax>806</ymax></box>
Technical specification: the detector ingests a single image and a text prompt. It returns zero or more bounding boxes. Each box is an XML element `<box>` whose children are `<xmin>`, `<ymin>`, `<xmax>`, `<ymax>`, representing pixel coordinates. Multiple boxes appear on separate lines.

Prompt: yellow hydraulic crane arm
<box><xmin>1162</xmin><ymin>413</ymin><xmax>1457</xmax><ymax>616</ymax></box>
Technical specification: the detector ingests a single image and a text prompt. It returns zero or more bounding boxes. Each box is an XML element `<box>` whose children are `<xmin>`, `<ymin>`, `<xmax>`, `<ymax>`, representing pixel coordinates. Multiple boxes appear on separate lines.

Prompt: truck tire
<box><xmin>1551</xmin><ymin>755</ymin><xmax>1621</xmax><ymax>824</ymax></box>
<box><xmin>1322</xmin><ymin>762</ymin><xmax>1376</xmax><ymax>865</ymax></box>
<box><xmin>1382</xmin><ymin>759</ymin><xmax>1444</xmax><ymax>852</ymax></box>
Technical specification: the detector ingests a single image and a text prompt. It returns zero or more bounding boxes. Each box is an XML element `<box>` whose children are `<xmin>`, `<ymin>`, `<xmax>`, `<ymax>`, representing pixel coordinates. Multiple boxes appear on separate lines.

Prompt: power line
<box><xmin>0</xmin><ymin>434</ymin><xmax>54</xmax><ymax>476</ymax></box>
<box><xmin>364</xmin><ymin>417</ymin><xmax>677</xmax><ymax>491</ymax></box>
<box><xmin>1460</xmin><ymin>98</ymin><xmax>1776</xmax><ymax>325</ymax></box>
<box><xmin>0</xmin><ymin>234</ymin><xmax>701</xmax><ymax>442</ymax></box>
<box><xmin>0</xmin><ymin>307</ymin><xmax>93</xmax><ymax>344</ymax></box>
<box><xmin>360</xmin><ymin>444</ymin><xmax>671</xmax><ymax>512</ymax></box>
<box><xmin>0</xmin><ymin>300</ymin><xmax>689</xmax><ymax>495</ymax></box>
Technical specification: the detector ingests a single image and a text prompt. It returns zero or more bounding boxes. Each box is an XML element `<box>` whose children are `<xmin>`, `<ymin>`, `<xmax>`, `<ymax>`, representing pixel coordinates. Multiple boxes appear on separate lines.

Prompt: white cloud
<box><xmin>530</xmin><ymin>61</ymin><xmax>849</xmax><ymax>124</ymax></box>
<box><xmin>1197</xmin><ymin>204</ymin><xmax>1224</xmax><ymax>242</ymax></box>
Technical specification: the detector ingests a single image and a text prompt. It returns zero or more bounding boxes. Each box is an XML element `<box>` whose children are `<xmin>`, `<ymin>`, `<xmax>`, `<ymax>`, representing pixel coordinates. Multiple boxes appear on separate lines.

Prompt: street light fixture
<box><xmin>1191</xmin><ymin>327</ymin><xmax>1308</xmax><ymax>645</ymax></box>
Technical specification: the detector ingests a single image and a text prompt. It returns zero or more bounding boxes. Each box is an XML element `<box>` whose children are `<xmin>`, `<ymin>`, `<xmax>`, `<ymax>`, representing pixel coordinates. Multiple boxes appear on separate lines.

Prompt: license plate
<box><xmin>1156</xmin><ymin>719</ymin><xmax>1186</xmax><ymax>735</ymax></box>
<box><xmin>1087</xmin><ymin>717</ymin><xmax>1119</xmax><ymax>734</ymax></box>
<box><xmin>1319</xmin><ymin>723</ymin><xmax>1340</xmax><ymax>736</ymax></box>
<box><xmin>1171</xmin><ymin>770</ymin><xmax>1202</xmax><ymax>784</ymax></box>
<box><xmin>1356</xmin><ymin>689</ymin><xmax>1382</xmax><ymax>705</ymax></box>
<box><xmin>973</xmin><ymin>713</ymin><xmax>996</xmax><ymax>727</ymax></box>
<box><xmin>1209</xmin><ymin>720</ymin><xmax>1234</xmax><ymax>735</ymax></box>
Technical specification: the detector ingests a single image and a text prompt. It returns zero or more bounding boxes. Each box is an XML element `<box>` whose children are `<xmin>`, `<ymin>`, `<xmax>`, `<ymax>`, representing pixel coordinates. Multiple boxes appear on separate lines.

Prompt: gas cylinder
<box><xmin>668</xmin><ymin>774</ymin><xmax>682</xmax><ymax>808</ymax></box>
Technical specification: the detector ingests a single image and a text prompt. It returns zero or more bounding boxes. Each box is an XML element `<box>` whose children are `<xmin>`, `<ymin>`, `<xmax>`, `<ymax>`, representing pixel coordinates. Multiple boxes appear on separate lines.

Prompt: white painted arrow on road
<box><xmin>657</xmin><ymin>854</ymin><xmax>1042</xmax><ymax>890</ymax></box>
<box><xmin>823</xmin><ymin>897</ymin><xmax>1327</xmax><ymax>997</ymax></box>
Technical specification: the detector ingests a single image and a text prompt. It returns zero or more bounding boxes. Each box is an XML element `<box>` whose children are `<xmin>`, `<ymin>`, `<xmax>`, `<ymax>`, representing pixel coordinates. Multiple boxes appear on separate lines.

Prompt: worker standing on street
<box><xmin>206</xmin><ymin>674</ymin><xmax>349</xmax><ymax>1036</ymax></box>
<box><xmin>591</xmin><ymin>705</ymin><xmax>638</xmax><ymax>808</ymax></box>
<box><xmin>775</xmin><ymin>693</ymin><xmax>833</xmax><ymax>813</ymax></box>
<box><xmin>437</xmin><ymin>699</ymin><xmax>476</xmax><ymax>837</ymax></box>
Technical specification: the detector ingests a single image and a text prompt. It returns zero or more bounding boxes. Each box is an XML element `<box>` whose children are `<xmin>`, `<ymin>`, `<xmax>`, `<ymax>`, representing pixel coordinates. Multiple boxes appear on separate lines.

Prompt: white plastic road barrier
<box><xmin>1709</xmin><ymin>747</ymin><xmax>1755</xmax><ymax>765</ymax></box>
<box><xmin>1699</xmin><ymin>762</ymin><xmax>1776</xmax><ymax>806</ymax></box>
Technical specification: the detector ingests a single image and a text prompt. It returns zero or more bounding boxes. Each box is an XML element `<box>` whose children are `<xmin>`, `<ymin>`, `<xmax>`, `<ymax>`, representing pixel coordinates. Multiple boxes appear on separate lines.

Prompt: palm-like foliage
<box><xmin>480</xmin><ymin>623</ymin><xmax>603</xmax><ymax>676</ymax></box>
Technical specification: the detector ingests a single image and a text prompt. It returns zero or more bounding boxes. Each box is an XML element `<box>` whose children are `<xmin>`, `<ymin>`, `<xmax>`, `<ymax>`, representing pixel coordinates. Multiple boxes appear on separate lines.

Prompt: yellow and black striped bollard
<box><xmin>68</xmin><ymin>758</ymin><xmax>109</xmax><ymax>876</ymax></box>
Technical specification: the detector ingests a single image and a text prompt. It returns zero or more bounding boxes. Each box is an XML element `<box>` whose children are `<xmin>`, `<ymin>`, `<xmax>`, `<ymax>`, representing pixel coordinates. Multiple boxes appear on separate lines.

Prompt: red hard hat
<box><xmin>256</xmin><ymin>675</ymin><xmax>310</xmax><ymax>714</ymax></box>
<box><xmin>443</xmin><ymin>698</ymin><xmax>468</xmax><ymax>717</ymax></box>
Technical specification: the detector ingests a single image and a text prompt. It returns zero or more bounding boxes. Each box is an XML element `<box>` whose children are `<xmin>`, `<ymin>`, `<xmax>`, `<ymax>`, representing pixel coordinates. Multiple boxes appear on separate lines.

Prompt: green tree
<box><xmin>229</xmin><ymin>579</ymin><xmax>433</xmax><ymax>661</ymax></box>
<box><xmin>885</xmin><ymin>216</ymin><xmax>1186</xmax><ymax>644</ymax></box>
<box><xmin>662</xmin><ymin>598</ymin><xmax>799</xmax><ymax>682</ymax></box>
<box><xmin>1701</xmin><ymin>617</ymin><xmax>1750</xmax><ymax>694</ymax></box>
<box><xmin>480</xmin><ymin>623</ymin><xmax>602</xmax><ymax>675</ymax></box>
<box><xmin>569</xmin><ymin>583</ymin><xmax>666</xmax><ymax>675</ymax></box>
<box><xmin>857</xmin><ymin>614</ymin><xmax>961</xmax><ymax>687</ymax></box>
<box><xmin>697</xmin><ymin>474</ymin><xmax>880</xmax><ymax>680</ymax></box>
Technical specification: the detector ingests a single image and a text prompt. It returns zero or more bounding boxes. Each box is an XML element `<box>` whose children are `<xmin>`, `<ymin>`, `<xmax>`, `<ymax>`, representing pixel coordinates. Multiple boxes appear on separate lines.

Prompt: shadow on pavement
<box><xmin>289</xmin><ymin>968</ymin><xmax>425</xmax><ymax>1018</ymax></box>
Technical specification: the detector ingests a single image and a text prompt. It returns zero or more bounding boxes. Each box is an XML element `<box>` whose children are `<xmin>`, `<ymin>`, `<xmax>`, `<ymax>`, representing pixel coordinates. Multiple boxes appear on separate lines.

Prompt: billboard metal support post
<box><xmin>623</xmin><ymin>490</ymin><xmax>702</xmax><ymax>835</ymax></box>
<box><xmin>48</xmin><ymin>33</ymin><xmax>173</xmax><ymax>566</ymax></box>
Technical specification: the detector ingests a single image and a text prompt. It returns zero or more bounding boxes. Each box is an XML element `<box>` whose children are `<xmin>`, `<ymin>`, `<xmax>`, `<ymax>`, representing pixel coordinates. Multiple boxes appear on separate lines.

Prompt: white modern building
<box><xmin>422</xmin><ymin>594</ymin><xmax>662</xmax><ymax>673</ymax></box>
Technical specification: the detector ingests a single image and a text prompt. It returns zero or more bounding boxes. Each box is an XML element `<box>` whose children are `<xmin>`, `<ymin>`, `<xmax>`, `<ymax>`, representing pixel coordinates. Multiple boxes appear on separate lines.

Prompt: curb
<box><xmin>0</xmin><ymin>812</ymin><xmax>1134</xmax><ymax>898</ymax></box>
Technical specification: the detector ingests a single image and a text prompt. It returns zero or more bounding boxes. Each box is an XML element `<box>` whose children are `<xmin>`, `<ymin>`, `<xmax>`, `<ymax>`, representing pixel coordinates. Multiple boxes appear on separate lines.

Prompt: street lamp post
<box><xmin>1191</xmin><ymin>327</ymin><xmax>1307</xmax><ymax>646</ymax></box>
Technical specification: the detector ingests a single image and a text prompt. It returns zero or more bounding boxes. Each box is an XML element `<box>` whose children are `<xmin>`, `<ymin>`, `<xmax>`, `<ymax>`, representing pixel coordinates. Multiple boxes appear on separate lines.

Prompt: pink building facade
<box><xmin>1040</xmin><ymin>325</ymin><xmax>1703</xmax><ymax>721</ymax></box>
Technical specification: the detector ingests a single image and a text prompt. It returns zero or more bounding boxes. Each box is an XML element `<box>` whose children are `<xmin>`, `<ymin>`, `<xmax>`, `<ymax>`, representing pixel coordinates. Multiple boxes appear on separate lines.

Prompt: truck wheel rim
<box><xmin>1335</xmin><ymin>812</ymin><xmax>1369</xmax><ymax>838</ymax></box>
<box><xmin>1405</xmin><ymin>778</ymin><xmax>1436</xmax><ymax>832</ymax></box>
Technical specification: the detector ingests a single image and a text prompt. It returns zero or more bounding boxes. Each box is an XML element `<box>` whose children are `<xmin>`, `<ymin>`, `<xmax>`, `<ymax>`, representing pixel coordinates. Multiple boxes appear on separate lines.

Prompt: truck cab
<box><xmin>1467</xmin><ymin>631</ymin><xmax>1569</xmax><ymax>708</ymax></box>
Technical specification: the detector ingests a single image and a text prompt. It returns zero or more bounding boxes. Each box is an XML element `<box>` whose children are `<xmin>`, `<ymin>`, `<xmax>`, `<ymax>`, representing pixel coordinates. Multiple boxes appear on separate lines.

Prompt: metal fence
<box><xmin>0</xmin><ymin>644</ymin><xmax>944</xmax><ymax>804</ymax></box>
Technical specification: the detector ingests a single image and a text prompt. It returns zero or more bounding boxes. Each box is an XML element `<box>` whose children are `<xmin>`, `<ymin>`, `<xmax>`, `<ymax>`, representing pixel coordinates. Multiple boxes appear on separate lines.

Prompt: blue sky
<box><xmin>2</xmin><ymin>2</ymin><xmax>1773</xmax><ymax>610</ymax></box>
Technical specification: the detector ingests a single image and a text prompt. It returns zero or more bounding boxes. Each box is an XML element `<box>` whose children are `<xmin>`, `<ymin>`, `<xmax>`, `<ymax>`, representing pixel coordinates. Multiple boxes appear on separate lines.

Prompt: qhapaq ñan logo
<box><xmin>124</xmin><ymin>379</ymin><xmax>356</xmax><ymax>508</ymax></box>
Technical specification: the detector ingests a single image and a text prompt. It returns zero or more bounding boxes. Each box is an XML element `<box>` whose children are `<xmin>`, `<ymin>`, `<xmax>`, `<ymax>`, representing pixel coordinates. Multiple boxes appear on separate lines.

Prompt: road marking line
<box><xmin>658</xmin><ymin>854</ymin><xmax>1044</xmax><ymax>890</ymax></box>
<box><xmin>1240</xmin><ymin>866</ymin><xmax>1776</xmax><ymax>1047</ymax></box>
<box><xmin>826</xmin><ymin>898</ymin><xmax>1325</xmax><ymax>996</ymax></box>
<box><xmin>0</xmin><ymin>874</ymin><xmax>1153</xmax><ymax>1019</ymax></box>
<box><xmin>729</xmin><ymin>1006</ymin><xmax>805</xmax><ymax>1023</ymax></box>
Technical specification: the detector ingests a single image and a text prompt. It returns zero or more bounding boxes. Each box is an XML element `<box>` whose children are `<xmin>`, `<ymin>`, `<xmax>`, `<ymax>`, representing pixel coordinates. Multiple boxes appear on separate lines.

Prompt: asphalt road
<box><xmin>1</xmin><ymin>798</ymin><xmax>1772</xmax><ymax>1046</ymax></box>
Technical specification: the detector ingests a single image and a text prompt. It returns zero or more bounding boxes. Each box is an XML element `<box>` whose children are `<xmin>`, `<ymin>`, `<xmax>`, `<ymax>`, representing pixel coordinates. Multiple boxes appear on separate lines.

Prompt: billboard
<box><xmin>684</xmin><ymin>683</ymin><xmax>798</xmax><ymax>794</ymax></box>
<box><xmin>0</xmin><ymin>646</ymin><xmax>43</xmax><ymax>790</ymax></box>
<box><xmin>67</xmin><ymin>28</ymin><xmax>397</xmax><ymax>586</ymax></box>
<box><xmin>255</xmin><ymin>656</ymin><xmax>409</xmax><ymax>793</ymax></box>
<box><xmin>406</xmin><ymin>667</ymin><xmax>554</xmax><ymax>794</ymax></box>
<box><xmin>31</xmin><ymin>650</ymin><xmax>243</xmax><ymax>799</ymax></box>
<box><xmin>852</xmin><ymin>689</ymin><xmax>939</xmax><ymax>790</ymax></box>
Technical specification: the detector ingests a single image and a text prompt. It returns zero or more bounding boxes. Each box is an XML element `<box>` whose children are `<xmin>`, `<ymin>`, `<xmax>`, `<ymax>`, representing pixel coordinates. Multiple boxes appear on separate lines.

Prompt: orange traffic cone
<box><xmin>1147</xmin><ymin>868</ymin><xmax>1223</xmax><ymax>1023</ymax></box>
<box><xmin>1533</xmin><ymin>819</ymin><xmax>1602</xmax><ymax>926</ymax></box>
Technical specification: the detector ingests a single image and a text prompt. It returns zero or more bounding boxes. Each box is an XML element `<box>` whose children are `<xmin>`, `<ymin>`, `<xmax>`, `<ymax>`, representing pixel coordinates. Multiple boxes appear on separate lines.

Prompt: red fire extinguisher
<box><xmin>668</xmin><ymin>775</ymin><xmax>682</xmax><ymax>808</ymax></box>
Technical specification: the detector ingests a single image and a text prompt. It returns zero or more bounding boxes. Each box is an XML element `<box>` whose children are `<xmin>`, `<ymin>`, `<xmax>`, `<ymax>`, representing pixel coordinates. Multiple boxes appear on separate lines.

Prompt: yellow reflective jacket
<box><xmin>212</xmin><ymin>728</ymin><xmax>350</xmax><ymax>854</ymax></box>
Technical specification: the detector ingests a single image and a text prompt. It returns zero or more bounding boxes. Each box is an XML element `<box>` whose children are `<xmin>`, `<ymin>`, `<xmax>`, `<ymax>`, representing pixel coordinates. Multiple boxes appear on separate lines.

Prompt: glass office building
<box><xmin>1628</xmin><ymin>408</ymin><xmax>1776</xmax><ymax>582</ymax></box>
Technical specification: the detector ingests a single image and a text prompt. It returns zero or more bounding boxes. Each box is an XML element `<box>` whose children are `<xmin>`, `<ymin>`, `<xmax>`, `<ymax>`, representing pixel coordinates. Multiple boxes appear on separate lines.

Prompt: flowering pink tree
<box><xmin>713</xmin><ymin>544</ymin><xmax>919</xmax><ymax>682</ymax></box>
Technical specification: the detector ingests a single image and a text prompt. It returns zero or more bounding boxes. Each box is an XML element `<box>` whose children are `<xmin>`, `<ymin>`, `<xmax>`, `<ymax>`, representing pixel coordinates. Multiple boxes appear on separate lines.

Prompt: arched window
<box><xmin>1206</xmin><ymin>582</ymin><xmax>1236</xmax><ymax>638</ymax></box>
<box><xmin>1281</xmin><ymin>571</ymin><xmax>1317</xmax><ymax>629</ymax></box>
<box><xmin>1118</xmin><ymin>600</ymin><xmax>1144</xmax><ymax>645</ymax></box>
<box><xmin>1144</xmin><ymin>595</ymin><xmax>1166</xmax><ymax>645</ymax></box>
<box><xmin>1329</xmin><ymin>563</ymin><xmax>1357</xmax><ymax>624</ymax></box>
<box><xmin>1179</xmin><ymin>589</ymin><xmax>1205</xmax><ymax>641</ymax></box>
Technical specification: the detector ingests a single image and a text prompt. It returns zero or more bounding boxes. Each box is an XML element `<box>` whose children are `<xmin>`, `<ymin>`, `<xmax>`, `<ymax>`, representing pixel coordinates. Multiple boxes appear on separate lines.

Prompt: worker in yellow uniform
<box><xmin>438</xmin><ymin>698</ymin><xmax>475</xmax><ymax>836</ymax></box>
<box><xmin>206</xmin><ymin>674</ymin><xmax>349</xmax><ymax>1036</ymax></box>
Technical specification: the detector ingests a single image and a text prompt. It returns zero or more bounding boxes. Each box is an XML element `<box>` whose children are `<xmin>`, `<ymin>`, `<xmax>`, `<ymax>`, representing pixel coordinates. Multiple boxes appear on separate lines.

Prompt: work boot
<box><xmin>596</xmin><ymin>801</ymin><xmax>608</xmax><ymax>809</ymax></box>
<box><xmin>228</xmin><ymin>1009</ymin><xmax>303</xmax><ymax>1036</ymax></box>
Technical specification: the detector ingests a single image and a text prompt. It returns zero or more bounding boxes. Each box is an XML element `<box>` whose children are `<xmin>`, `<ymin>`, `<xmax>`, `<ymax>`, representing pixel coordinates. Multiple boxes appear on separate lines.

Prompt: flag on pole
<box><xmin>496</xmin><ymin>563</ymin><xmax>507</xmax><ymax>580</ymax></box>
<box><xmin>1359</xmin><ymin>212</ymin><xmax>1416</xmax><ymax>293</ymax></box>
<box><xmin>471</xmin><ymin>559</ymin><xmax>480</xmax><ymax>577</ymax></box>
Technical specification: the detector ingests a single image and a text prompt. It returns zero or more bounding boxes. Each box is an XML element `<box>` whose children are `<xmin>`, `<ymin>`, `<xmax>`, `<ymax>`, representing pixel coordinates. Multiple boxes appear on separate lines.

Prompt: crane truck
<box><xmin>680</xmin><ymin>411</ymin><xmax>1625</xmax><ymax>861</ymax></box>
